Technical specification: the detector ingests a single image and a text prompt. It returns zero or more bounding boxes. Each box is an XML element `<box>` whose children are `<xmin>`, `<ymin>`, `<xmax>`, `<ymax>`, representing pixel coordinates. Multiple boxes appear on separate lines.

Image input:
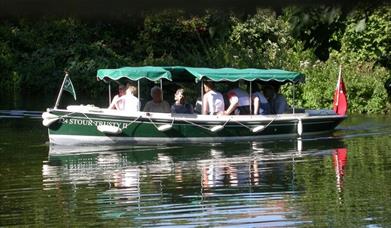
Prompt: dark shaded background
<box><xmin>0</xmin><ymin>0</ymin><xmax>360</xmax><ymax>19</ymax></box>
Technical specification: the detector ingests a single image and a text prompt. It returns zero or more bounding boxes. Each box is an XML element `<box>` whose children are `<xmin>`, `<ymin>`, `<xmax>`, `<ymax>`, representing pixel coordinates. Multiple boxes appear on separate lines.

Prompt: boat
<box><xmin>42</xmin><ymin>66</ymin><xmax>346</xmax><ymax>147</ymax></box>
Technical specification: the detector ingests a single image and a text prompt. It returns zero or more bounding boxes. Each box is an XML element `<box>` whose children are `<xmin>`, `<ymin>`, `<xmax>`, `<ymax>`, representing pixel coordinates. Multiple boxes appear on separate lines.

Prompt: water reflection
<box><xmin>3</xmin><ymin>115</ymin><xmax>391</xmax><ymax>226</ymax></box>
<box><xmin>332</xmin><ymin>148</ymin><xmax>348</xmax><ymax>193</ymax></box>
<box><xmin>42</xmin><ymin>138</ymin><xmax>347</xmax><ymax>226</ymax></box>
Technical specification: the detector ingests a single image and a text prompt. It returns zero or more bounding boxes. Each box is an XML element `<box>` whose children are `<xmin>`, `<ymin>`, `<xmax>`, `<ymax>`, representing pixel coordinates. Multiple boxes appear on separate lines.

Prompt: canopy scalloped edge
<box><xmin>97</xmin><ymin>66</ymin><xmax>305</xmax><ymax>83</ymax></box>
<box><xmin>97</xmin><ymin>66</ymin><xmax>172</xmax><ymax>81</ymax></box>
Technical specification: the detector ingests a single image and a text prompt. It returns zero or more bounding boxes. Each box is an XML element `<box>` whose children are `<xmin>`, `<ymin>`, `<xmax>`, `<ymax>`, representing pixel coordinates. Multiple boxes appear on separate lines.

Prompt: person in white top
<box><xmin>108</xmin><ymin>84</ymin><xmax>126</xmax><ymax>110</ymax></box>
<box><xmin>202</xmin><ymin>81</ymin><xmax>225</xmax><ymax>115</ymax></box>
<box><xmin>143</xmin><ymin>86</ymin><xmax>170</xmax><ymax>113</ymax></box>
<box><xmin>110</xmin><ymin>84</ymin><xmax>139</xmax><ymax>112</ymax></box>
<box><xmin>122</xmin><ymin>84</ymin><xmax>140</xmax><ymax>112</ymax></box>
<box><xmin>109</xmin><ymin>84</ymin><xmax>140</xmax><ymax>112</ymax></box>
<box><xmin>223</xmin><ymin>83</ymin><xmax>250</xmax><ymax>115</ymax></box>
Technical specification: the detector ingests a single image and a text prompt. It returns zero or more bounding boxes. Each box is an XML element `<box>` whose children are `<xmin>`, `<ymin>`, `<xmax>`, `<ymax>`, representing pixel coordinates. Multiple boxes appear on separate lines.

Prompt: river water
<box><xmin>1</xmin><ymin>112</ymin><xmax>391</xmax><ymax>227</ymax></box>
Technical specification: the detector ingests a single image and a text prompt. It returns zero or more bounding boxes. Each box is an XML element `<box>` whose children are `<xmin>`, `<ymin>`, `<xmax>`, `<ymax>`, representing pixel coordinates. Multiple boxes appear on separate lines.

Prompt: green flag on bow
<box><xmin>63</xmin><ymin>75</ymin><xmax>77</xmax><ymax>100</ymax></box>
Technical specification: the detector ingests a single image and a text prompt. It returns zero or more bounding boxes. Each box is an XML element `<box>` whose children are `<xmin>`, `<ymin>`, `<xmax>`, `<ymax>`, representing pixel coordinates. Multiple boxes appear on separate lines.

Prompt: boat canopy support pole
<box><xmin>249</xmin><ymin>81</ymin><xmax>252</xmax><ymax>115</ymax></box>
<box><xmin>108</xmin><ymin>82</ymin><xmax>112</xmax><ymax>106</ymax></box>
<box><xmin>137</xmin><ymin>80</ymin><xmax>140</xmax><ymax>111</ymax></box>
<box><xmin>53</xmin><ymin>71</ymin><xmax>68</xmax><ymax>109</ymax></box>
<box><xmin>201</xmin><ymin>80</ymin><xmax>204</xmax><ymax>114</ymax></box>
<box><xmin>160</xmin><ymin>78</ymin><xmax>163</xmax><ymax>100</ymax></box>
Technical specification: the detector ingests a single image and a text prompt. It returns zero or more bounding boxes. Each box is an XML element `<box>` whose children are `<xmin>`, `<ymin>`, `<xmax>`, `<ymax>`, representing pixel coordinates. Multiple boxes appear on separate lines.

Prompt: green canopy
<box><xmin>167</xmin><ymin>66</ymin><xmax>304</xmax><ymax>83</ymax></box>
<box><xmin>97</xmin><ymin>66</ymin><xmax>172</xmax><ymax>81</ymax></box>
<box><xmin>97</xmin><ymin>66</ymin><xmax>304</xmax><ymax>83</ymax></box>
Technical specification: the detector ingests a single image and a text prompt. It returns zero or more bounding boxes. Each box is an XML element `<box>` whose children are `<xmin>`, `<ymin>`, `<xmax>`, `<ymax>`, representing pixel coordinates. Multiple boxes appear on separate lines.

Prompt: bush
<box><xmin>0</xmin><ymin>7</ymin><xmax>390</xmax><ymax>113</ymax></box>
<box><xmin>283</xmin><ymin>55</ymin><xmax>390</xmax><ymax>114</ymax></box>
<box><xmin>340</xmin><ymin>3</ymin><xmax>391</xmax><ymax>67</ymax></box>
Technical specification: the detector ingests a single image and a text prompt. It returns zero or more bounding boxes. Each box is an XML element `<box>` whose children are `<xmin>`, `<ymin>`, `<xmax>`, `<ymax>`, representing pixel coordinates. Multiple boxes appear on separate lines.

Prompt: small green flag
<box><xmin>63</xmin><ymin>75</ymin><xmax>77</xmax><ymax>100</ymax></box>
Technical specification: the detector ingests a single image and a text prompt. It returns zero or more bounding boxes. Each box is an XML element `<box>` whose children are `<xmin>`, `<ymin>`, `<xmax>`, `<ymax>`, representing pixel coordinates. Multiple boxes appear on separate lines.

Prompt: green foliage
<box><xmin>0</xmin><ymin>18</ymin><xmax>133</xmax><ymax>99</ymax></box>
<box><xmin>340</xmin><ymin>3</ymin><xmax>391</xmax><ymax>68</ymax></box>
<box><xmin>0</xmin><ymin>6</ymin><xmax>390</xmax><ymax>113</ymax></box>
<box><xmin>284</xmin><ymin>56</ymin><xmax>390</xmax><ymax>114</ymax></box>
<box><xmin>286</xmin><ymin>6</ymin><xmax>346</xmax><ymax>61</ymax></box>
<box><xmin>133</xmin><ymin>10</ymin><xmax>209</xmax><ymax>61</ymax></box>
<box><xmin>228</xmin><ymin>8</ymin><xmax>293</xmax><ymax>68</ymax></box>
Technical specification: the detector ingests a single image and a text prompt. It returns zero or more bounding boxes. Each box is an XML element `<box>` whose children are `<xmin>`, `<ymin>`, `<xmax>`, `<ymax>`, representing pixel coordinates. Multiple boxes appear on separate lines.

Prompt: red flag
<box><xmin>333</xmin><ymin>66</ymin><xmax>348</xmax><ymax>115</ymax></box>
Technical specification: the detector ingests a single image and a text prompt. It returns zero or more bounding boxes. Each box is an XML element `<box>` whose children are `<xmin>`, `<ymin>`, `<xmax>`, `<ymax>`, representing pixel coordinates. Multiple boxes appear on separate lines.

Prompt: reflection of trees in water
<box><xmin>42</xmin><ymin>140</ymin><xmax>348</xmax><ymax>225</ymax></box>
<box><xmin>44</xmin><ymin>141</ymin><xmax>316</xmax><ymax>203</ymax></box>
<box><xmin>43</xmin><ymin>140</ymin><xmax>327</xmax><ymax>192</ymax></box>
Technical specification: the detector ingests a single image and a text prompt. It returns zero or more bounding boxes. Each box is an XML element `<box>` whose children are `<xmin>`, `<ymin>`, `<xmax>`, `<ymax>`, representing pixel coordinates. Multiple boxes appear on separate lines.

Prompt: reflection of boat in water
<box><xmin>42</xmin><ymin>66</ymin><xmax>346</xmax><ymax>150</ymax></box>
<box><xmin>43</xmin><ymin>138</ymin><xmax>347</xmax><ymax>223</ymax></box>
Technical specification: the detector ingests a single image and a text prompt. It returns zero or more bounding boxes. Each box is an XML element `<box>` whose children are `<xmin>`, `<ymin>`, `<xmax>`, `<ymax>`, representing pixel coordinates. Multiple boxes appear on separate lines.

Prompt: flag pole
<box><xmin>335</xmin><ymin>65</ymin><xmax>342</xmax><ymax>107</ymax></box>
<box><xmin>54</xmin><ymin>70</ymin><xmax>69</xmax><ymax>109</ymax></box>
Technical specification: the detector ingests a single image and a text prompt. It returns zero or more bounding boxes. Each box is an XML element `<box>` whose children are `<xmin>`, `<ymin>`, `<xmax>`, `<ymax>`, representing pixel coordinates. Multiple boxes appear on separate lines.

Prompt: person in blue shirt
<box><xmin>252</xmin><ymin>83</ymin><xmax>271</xmax><ymax>115</ymax></box>
<box><xmin>263</xmin><ymin>84</ymin><xmax>288</xmax><ymax>114</ymax></box>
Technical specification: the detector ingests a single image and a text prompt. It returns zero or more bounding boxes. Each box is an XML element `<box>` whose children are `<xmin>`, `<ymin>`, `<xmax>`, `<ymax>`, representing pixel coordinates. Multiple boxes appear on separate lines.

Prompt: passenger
<box><xmin>171</xmin><ymin>88</ymin><xmax>194</xmax><ymax>114</ymax></box>
<box><xmin>252</xmin><ymin>84</ymin><xmax>270</xmax><ymax>115</ymax></box>
<box><xmin>202</xmin><ymin>81</ymin><xmax>225</xmax><ymax>115</ymax></box>
<box><xmin>194</xmin><ymin>97</ymin><xmax>202</xmax><ymax>114</ymax></box>
<box><xmin>108</xmin><ymin>84</ymin><xmax>126</xmax><ymax>110</ymax></box>
<box><xmin>223</xmin><ymin>82</ymin><xmax>250</xmax><ymax>115</ymax></box>
<box><xmin>143</xmin><ymin>86</ymin><xmax>170</xmax><ymax>113</ymax></box>
<box><xmin>122</xmin><ymin>84</ymin><xmax>140</xmax><ymax>112</ymax></box>
<box><xmin>264</xmin><ymin>84</ymin><xmax>288</xmax><ymax>114</ymax></box>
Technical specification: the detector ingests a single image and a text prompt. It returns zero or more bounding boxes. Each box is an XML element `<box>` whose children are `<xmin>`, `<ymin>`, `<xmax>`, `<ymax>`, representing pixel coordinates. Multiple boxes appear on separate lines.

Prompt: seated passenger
<box><xmin>194</xmin><ymin>97</ymin><xmax>202</xmax><ymax>114</ymax></box>
<box><xmin>143</xmin><ymin>86</ymin><xmax>170</xmax><ymax>113</ymax></box>
<box><xmin>252</xmin><ymin>84</ymin><xmax>270</xmax><ymax>115</ymax></box>
<box><xmin>122</xmin><ymin>84</ymin><xmax>140</xmax><ymax>112</ymax></box>
<box><xmin>171</xmin><ymin>88</ymin><xmax>194</xmax><ymax>114</ymax></box>
<box><xmin>264</xmin><ymin>84</ymin><xmax>288</xmax><ymax>114</ymax></box>
<box><xmin>223</xmin><ymin>82</ymin><xmax>250</xmax><ymax>115</ymax></box>
<box><xmin>108</xmin><ymin>84</ymin><xmax>126</xmax><ymax>110</ymax></box>
<box><xmin>202</xmin><ymin>81</ymin><xmax>225</xmax><ymax>115</ymax></box>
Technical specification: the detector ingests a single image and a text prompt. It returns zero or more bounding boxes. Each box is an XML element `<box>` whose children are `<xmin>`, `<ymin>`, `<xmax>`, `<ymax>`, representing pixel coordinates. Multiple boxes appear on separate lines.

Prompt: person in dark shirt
<box><xmin>171</xmin><ymin>88</ymin><xmax>194</xmax><ymax>114</ymax></box>
<box><xmin>263</xmin><ymin>84</ymin><xmax>288</xmax><ymax>114</ymax></box>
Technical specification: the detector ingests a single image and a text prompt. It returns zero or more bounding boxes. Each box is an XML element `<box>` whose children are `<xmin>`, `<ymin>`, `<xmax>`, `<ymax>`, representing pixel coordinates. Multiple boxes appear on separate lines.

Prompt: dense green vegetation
<box><xmin>0</xmin><ymin>3</ymin><xmax>390</xmax><ymax>113</ymax></box>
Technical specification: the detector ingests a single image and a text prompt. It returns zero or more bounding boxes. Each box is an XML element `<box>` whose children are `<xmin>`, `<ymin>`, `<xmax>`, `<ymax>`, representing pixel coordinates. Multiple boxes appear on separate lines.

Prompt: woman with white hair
<box><xmin>143</xmin><ymin>86</ymin><xmax>170</xmax><ymax>113</ymax></box>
